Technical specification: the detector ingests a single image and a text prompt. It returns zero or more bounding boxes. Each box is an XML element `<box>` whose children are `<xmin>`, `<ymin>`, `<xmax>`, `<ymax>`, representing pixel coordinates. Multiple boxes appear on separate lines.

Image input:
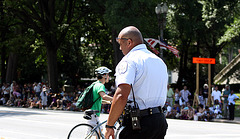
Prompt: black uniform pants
<box><xmin>229</xmin><ymin>103</ymin><xmax>235</xmax><ymax>120</ymax></box>
<box><xmin>119</xmin><ymin>113</ymin><xmax>168</xmax><ymax>139</ymax></box>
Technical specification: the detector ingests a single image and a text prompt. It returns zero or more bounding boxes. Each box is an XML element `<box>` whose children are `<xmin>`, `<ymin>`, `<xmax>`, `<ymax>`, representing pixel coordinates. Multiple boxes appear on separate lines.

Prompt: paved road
<box><xmin>0</xmin><ymin>106</ymin><xmax>240</xmax><ymax>139</ymax></box>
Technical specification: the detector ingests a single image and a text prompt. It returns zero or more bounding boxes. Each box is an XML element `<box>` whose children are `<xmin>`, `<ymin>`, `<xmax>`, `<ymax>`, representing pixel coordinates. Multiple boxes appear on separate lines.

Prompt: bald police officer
<box><xmin>105</xmin><ymin>26</ymin><xmax>168</xmax><ymax>139</ymax></box>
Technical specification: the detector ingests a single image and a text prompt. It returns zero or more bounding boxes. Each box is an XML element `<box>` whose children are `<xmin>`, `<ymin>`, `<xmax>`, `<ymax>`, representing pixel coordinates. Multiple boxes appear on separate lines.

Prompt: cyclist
<box><xmin>87</xmin><ymin>66</ymin><xmax>113</xmax><ymax>134</ymax></box>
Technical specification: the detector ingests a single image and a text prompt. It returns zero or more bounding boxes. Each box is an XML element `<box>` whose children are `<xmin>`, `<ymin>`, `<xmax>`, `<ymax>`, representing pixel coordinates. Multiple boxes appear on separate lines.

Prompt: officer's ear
<box><xmin>128</xmin><ymin>38</ymin><xmax>132</xmax><ymax>44</ymax></box>
<box><xmin>127</xmin><ymin>38</ymin><xmax>133</xmax><ymax>47</ymax></box>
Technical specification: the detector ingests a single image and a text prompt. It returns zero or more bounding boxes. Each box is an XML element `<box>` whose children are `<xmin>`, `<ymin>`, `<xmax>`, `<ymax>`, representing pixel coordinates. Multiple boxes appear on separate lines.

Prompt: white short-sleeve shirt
<box><xmin>228</xmin><ymin>94</ymin><xmax>239</xmax><ymax>105</ymax></box>
<box><xmin>115</xmin><ymin>44</ymin><xmax>168</xmax><ymax>110</ymax></box>
<box><xmin>180</xmin><ymin>89</ymin><xmax>191</xmax><ymax>102</ymax></box>
<box><xmin>211</xmin><ymin>90</ymin><xmax>222</xmax><ymax>102</ymax></box>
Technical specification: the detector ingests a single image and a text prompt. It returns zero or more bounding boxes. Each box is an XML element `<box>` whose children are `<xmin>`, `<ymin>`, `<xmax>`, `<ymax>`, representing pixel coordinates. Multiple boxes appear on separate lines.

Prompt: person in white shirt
<box><xmin>228</xmin><ymin>90</ymin><xmax>239</xmax><ymax>120</ymax></box>
<box><xmin>105</xmin><ymin>26</ymin><xmax>168</xmax><ymax>139</ymax></box>
<box><xmin>34</xmin><ymin>83</ymin><xmax>42</xmax><ymax>98</ymax></box>
<box><xmin>211</xmin><ymin>86</ymin><xmax>222</xmax><ymax>104</ymax></box>
<box><xmin>40</xmin><ymin>88</ymin><xmax>48</xmax><ymax>109</ymax></box>
<box><xmin>180</xmin><ymin>86</ymin><xmax>191</xmax><ymax>105</ymax></box>
<box><xmin>174</xmin><ymin>88</ymin><xmax>181</xmax><ymax>105</ymax></box>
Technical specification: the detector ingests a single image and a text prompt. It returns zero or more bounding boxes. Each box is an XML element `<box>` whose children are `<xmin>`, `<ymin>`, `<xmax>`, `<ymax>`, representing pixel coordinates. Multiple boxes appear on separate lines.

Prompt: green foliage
<box><xmin>218</xmin><ymin>17</ymin><xmax>240</xmax><ymax>44</ymax></box>
<box><xmin>104</xmin><ymin>0</ymin><xmax>159</xmax><ymax>37</ymax></box>
<box><xmin>104</xmin><ymin>0</ymin><xmax>179</xmax><ymax>70</ymax></box>
<box><xmin>1</xmin><ymin>0</ymin><xmax>240</xmax><ymax>87</ymax></box>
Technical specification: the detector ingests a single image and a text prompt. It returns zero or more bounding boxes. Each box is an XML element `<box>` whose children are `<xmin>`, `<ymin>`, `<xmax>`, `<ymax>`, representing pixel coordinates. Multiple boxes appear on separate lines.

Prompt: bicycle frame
<box><xmin>91</xmin><ymin>119</ymin><xmax>123</xmax><ymax>139</ymax></box>
<box><xmin>92</xmin><ymin>120</ymin><xmax>107</xmax><ymax>138</ymax></box>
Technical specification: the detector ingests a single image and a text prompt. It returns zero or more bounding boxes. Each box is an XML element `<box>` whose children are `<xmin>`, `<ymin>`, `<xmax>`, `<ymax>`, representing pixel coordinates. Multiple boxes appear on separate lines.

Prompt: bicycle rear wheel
<box><xmin>68</xmin><ymin>123</ymin><xmax>100</xmax><ymax>139</ymax></box>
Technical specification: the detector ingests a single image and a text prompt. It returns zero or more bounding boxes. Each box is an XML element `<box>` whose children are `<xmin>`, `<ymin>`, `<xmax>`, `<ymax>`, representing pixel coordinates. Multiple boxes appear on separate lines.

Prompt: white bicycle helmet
<box><xmin>95</xmin><ymin>66</ymin><xmax>112</xmax><ymax>75</ymax></box>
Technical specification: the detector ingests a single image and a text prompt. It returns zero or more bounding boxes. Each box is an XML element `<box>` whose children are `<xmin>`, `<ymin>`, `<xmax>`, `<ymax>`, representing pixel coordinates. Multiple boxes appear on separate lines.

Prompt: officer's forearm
<box><xmin>106</xmin><ymin>84</ymin><xmax>130</xmax><ymax>126</ymax></box>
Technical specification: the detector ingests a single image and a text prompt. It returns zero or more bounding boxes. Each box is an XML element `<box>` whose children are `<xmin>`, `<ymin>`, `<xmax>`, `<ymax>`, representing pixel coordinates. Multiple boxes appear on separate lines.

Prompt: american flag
<box><xmin>144</xmin><ymin>38</ymin><xmax>179</xmax><ymax>58</ymax></box>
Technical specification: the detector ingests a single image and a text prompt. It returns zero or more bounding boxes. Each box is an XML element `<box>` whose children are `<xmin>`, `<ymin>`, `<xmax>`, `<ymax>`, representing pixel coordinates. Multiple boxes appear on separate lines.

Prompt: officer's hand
<box><xmin>105</xmin><ymin>128</ymin><xmax>115</xmax><ymax>139</ymax></box>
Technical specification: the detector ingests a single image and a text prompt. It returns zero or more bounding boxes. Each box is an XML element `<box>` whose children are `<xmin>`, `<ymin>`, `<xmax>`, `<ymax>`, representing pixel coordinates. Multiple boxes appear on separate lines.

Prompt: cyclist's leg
<box><xmin>87</xmin><ymin>114</ymin><xmax>103</xmax><ymax>137</ymax></box>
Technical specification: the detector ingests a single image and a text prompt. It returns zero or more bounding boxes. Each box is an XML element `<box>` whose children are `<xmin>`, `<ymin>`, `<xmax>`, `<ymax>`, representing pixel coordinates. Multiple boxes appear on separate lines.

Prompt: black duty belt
<box><xmin>140</xmin><ymin>107</ymin><xmax>162</xmax><ymax>117</ymax></box>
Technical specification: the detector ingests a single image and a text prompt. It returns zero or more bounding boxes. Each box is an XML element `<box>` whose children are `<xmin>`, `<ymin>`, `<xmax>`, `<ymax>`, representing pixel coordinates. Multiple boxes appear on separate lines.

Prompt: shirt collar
<box><xmin>127</xmin><ymin>44</ymin><xmax>147</xmax><ymax>55</ymax></box>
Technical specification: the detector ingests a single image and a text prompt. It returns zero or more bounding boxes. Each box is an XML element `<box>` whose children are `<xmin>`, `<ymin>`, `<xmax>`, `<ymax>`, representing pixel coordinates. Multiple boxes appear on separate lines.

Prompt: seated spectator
<box><xmin>180</xmin><ymin>102</ymin><xmax>194</xmax><ymax>120</ymax></box>
<box><xmin>66</xmin><ymin>99</ymin><xmax>79</xmax><ymax>111</ymax></box>
<box><xmin>26</xmin><ymin>94</ymin><xmax>34</xmax><ymax>107</ymax></box>
<box><xmin>14</xmin><ymin>96</ymin><xmax>22</xmax><ymax>107</ymax></box>
<box><xmin>187</xmin><ymin>103</ymin><xmax>194</xmax><ymax>120</ymax></box>
<box><xmin>59</xmin><ymin>93</ymin><xmax>66</xmax><ymax>109</ymax></box>
<box><xmin>171</xmin><ymin>104</ymin><xmax>181</xmax><ymax>119</ymax></box>
<box><xmin>213</xmin><ymin>99</ymin><xmax>222</xmax><ymax>118</ymax></box>
<box><xmin>49</xmin><ymin>94</ymin><xmax>61</xmax><ymax>109</ymax></box>
<box><xmin>5</xmin><ymin>96</ymin><xmax>14</xmax><ymax>106</ymax></box>
<box><xmin>49</xmin><ymin>94</ymin><xmax>57</xmax><ymax>109</ymax></box>
<box><xmin>179</xmin><ymin>103</ymin><xmax>187</xmax><ymax>119</ymax></box>
<box><xmin>195</xmin><ymin>104</ymin><xmax>205</xmax><ymax>121</ymax></box>
<box><xmin>204</xmin><ymin>106</ymin><xmax>214</xmax><ymax>121</ymax></box>
<box><xmin>29</xmin><ymin>94</ymin><xmax>39</xmax><ymax>108</ymax></box>
<box><xmin>36</xmin><ymin>99</ymin><xmax>43</xmax><ymax>109</ymax></box>
<box><xmin>0</xmin><ymin>94</ymin><xmax>6</xmax><ymax>105</ymax></box>
<box><xmin>165</xmin><ymin>102</ymin><xmax>172</xmax><ymax>118</ymax></box>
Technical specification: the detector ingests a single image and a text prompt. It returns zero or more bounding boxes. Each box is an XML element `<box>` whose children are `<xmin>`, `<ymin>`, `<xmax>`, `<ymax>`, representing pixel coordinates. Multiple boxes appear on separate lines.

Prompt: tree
<box><xmin>218</xmin><ymin>1</ymin><xmax>240</xmax><ymax>46</ymax></box>
<box><xmin>166</xmin><ymin>0</ymin><xmax>239</xmax><ymax>89</ymax></box>
<box><xmin>198</xmin><ymin>0</ymin><xmax>239</xmax><ymax>82</ymax></box>
<box><xmin>0</xmin><ymin>0</ymin><xmax>10</xmax><ymax>84</ymax></box>
<box><xmin>7</xmin><ymin>0</ymin><xmax>87</xmax><ymax>92</ymax></box>
<box><xmin>166</xmin><ymin>0</ymin><xmax>204</xmax><ymax>89</ymax></box>
<box><xmin>104</xmin><ymin>0</ymin><xmax>165</xmax><ymax>65</ymax></box>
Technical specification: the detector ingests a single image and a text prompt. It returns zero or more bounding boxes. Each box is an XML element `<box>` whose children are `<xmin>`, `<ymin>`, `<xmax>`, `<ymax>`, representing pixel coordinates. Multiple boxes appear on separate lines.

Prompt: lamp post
<box><xmin>155</xmin><ymin>3</ymin><xmax>168</xmax><ymax>59</ymax></box>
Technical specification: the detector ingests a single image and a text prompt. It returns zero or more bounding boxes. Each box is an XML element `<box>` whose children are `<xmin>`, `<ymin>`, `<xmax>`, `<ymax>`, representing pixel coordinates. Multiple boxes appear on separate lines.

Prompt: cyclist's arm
<box><xmin>99</xmin><ymin>91</ymin><xmax>113</xmax><ymax>101</ymax></box>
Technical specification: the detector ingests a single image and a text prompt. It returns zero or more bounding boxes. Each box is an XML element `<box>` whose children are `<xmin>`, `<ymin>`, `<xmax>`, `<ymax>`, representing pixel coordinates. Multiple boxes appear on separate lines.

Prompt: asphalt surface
<box><xmin>0</xmin><ymin>106</ymin><xmax>240</xmax><ymax>139</ymax></box>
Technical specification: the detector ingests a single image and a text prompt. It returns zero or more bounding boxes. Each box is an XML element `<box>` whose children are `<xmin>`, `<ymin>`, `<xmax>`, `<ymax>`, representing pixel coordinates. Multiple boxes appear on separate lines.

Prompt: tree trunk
<box><xmin>112</xmin><ymin>29</ymin><xmax>123</xmax><ymax>67</ymax></box>
<box><xmin>6</xmin><ymin>52</ymin><xmax>17</xmax><ymax>83</ymax></box>
<box><xmin>0</xmin><ymin>0</ymin><xmax>6</xmax><ymax>84</ymax></box>
<box><xmin>1</xmin><ymin>45</ymin><xmax>6</xmax><ymax>84</ymax></box>
<box><xmin>46</xmin><ymin>43</ymin><xmax>58</xmax><ymax>93</ymax></box>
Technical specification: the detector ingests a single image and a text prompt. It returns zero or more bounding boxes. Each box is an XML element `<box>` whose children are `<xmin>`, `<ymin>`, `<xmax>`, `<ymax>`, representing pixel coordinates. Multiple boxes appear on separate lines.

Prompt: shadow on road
<box><xmin>0</xmin><ymin>107</ymin><xmax>46</xmax><ymax>117</ymax></box>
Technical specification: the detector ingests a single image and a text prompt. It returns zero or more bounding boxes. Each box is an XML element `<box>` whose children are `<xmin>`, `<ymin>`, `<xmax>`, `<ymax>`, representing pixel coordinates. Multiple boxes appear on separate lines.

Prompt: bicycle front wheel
<box><xmin>68</xmin><ymin>123</ymin><xmax>100</xmax><ymax>139</ymax></box>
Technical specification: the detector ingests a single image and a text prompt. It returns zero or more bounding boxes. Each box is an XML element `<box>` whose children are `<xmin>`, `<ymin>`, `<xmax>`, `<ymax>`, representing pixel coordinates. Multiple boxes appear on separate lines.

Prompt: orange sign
<box><xmin>192</xmin><ymin>57</ymin><xmax>215</xmax><ymax>64</ymax></box>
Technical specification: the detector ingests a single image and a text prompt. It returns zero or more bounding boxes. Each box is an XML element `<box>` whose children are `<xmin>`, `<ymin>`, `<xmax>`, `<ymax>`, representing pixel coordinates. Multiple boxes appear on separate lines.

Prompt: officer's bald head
<box><xmin>119</xmin><ymin>26</ymin><xmax>144</xmax><ymax>45</ymax></box>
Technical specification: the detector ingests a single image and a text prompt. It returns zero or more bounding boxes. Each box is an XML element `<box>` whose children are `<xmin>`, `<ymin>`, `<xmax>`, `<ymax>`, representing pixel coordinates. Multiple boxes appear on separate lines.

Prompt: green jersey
<box><xmin>91</xmin><ymin>80</ymin><xmax>105</xmax><ymax>116</ymax></box>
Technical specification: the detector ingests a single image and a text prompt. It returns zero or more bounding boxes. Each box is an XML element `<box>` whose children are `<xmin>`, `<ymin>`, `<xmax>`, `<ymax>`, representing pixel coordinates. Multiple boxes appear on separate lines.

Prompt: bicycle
<box><xmin>67</xmin><ymin>109</ymin><xmax>123</xmax><ymax>139</ymax></box>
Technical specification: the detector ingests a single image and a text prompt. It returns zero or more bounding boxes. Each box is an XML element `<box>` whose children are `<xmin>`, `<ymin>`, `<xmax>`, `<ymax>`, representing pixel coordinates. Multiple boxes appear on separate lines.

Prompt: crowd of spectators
<box><xmin>0</xmin><ymin>81</ymin><xmax>238</xmax><ymax>121</ymax></box>
<box><xmin>164</xmin><ymin>84</ymin><xmax>239</xmax><ymax>121</ymax></box>
<box><xmin>0</xmin><ymin>81</ymin><xmax>115</xmax><ymax>113</ymax></box>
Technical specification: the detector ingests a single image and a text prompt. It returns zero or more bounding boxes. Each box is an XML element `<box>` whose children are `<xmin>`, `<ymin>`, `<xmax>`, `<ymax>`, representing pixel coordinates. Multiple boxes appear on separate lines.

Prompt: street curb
<box><xmin>212</xmin><ymin>119</ymin><xmax>240</xmax><ymax>124</ymax></box>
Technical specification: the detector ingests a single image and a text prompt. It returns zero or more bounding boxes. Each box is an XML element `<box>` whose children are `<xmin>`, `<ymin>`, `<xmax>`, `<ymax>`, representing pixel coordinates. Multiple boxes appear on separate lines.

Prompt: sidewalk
<box><xmin>212</xmin><ymin>117</ymin><xmax>240</xmax><ymax>124</ymax></box>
